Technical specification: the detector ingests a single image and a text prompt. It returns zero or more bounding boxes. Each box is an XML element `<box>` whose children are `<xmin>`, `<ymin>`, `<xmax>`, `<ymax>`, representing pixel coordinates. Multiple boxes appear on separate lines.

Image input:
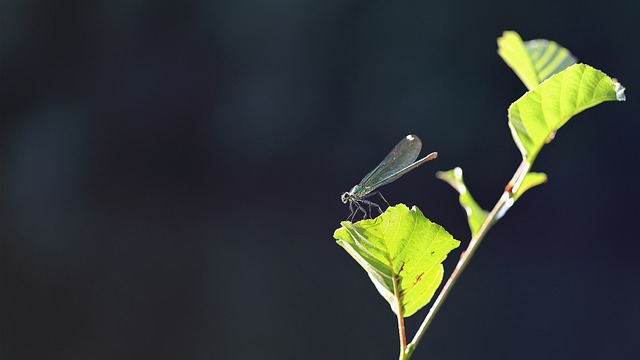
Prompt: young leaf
<box><xmin>436</xmin><ymin>167</ymin><xmax>488</xmax><ymax>236</ymax></box>
<box><xmin>498</xmin><ymin>30</ymin><xmax>577</xmax><ymax>90</ymax></box>
<box><xmin>512</xmin><ymin>172</ymin><xmax>547</xmax><ymax>201</ymax></box>
<box><xmin>334</xmin><ymin>204</ymin><xmax>460</xmax><ymax>318</ymax></box>
<box><xmin>508</xmin><ymin>63</ymin><xmax>626</xmax><ymax>163</ymax></box>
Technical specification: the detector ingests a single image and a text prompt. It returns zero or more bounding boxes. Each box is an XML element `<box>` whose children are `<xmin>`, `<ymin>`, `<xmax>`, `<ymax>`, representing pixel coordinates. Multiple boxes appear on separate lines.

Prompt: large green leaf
<box><xmin>508</xmin><ymin>63</ymin><xmax>626</xmax><ymax>163</ymax></box>
<box><xmin>435</xmin><ymin>167</ymin><xmax>488</xmax><ymax>236</ymax></box>
<box><xmin>498</xmin><ymin>30</ymin><xmax>576</xmax><ymax>90</ymax></box>
<box><xmin>334</xmin><ymin>204</ymin><xmax>460</xmax><ymax>318</ymax></box>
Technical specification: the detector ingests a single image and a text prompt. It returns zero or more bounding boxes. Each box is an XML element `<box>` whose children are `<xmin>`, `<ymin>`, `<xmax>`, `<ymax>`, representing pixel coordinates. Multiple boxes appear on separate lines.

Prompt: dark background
<box><xmin>2</xmin><ymin>0</ymin><xmax>639</xmax><ymax>359</ymax></box>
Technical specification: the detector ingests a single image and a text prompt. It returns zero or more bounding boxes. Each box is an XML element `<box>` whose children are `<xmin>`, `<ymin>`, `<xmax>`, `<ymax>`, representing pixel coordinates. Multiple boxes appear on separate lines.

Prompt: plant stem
<box><xmin>406</xmin><ymin>159</ymin><xmax>530</xmax><ymax>355</ymax></box>
<box><xmin>393</xmin><ymin>274</ymin><xmax>407</xmax><ymax>359</ymax></box>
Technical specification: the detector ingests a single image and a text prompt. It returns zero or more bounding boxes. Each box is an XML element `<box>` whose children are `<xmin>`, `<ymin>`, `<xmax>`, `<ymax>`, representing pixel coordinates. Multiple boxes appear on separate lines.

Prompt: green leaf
<box><xmin>333</xmin><ymin>204</ymin><xmax>460</xmax><ymax>318</ymax></box>
<box><xmin>508</xmin><ymin>63</ymin><xmax>626</xmax><ymax>163</ymax></box>
<box><xmin>498</xmin><ymin>30</ymin><xmax>577</xmax><ymax>90</ymax></box>
<box><xmin>435</xmin><ymin>167</ymin><xmax>488</xmax><ymax>236</ymax></box>
<box><xmin>512</xmin><ymin>172</ymin><xmax>547</xmax><ymax>201</ymax></box>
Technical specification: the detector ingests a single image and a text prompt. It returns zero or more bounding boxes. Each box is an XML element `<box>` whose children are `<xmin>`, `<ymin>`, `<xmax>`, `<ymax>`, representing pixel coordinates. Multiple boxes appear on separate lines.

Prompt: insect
<box><xmin>341</xmin><ymin>134</ymin><xmax>438</xmax><ymax>220</ymax></box>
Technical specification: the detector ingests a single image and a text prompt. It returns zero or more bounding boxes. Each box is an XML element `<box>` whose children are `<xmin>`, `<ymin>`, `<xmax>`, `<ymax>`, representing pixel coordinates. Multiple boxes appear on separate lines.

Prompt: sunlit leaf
<box><xmin>498</xmin><ymin>30</ymin><xmax>576</xmax><ymax>90</ymax></box>
<box><xmin>333</xmin><ymin>204</ymin><xmax>460</xmax><ymax>318</ymax></box>
<box><xmin>512</xmin><ymin>172</ymin><xmax>547</xmax><ymax>201</ymax></box>
<box><xmin>436</xmin><ymin>167</ymin><xmax>488</xmax><ymax>236</ymax></box>
<box><xmin>508</xmin><ymin>63</ymin><xmax>625</xmax><ymax>163</ymax></box>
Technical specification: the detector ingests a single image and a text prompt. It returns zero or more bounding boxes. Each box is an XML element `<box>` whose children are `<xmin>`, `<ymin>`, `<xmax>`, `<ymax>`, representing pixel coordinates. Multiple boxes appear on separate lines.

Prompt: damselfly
<box><xmin>341</xmin><ymin>134</ymin><xmax>437</xmax><ymax>220</ymax></box>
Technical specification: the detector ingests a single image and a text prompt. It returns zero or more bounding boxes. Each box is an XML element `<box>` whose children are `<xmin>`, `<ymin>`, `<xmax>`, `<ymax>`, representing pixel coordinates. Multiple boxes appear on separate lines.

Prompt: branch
<box><xmin>405</xmin><ymin>159</ymin><xmax>530</xmax><ymax>356</ymax></box>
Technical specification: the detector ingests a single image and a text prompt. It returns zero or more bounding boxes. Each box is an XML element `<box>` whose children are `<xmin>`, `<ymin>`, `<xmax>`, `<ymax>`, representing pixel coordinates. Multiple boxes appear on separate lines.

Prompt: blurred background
<box><xmin>2</xmin><ymin>0</ymin><xmax>639</xmax><ymax>359</ymax></box>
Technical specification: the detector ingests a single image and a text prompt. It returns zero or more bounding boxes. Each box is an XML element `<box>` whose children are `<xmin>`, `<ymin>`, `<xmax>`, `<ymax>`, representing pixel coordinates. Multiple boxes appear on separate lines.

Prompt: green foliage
<box><xmin>334</xmin><ymin>30</ymin><xmax>626</xmax><ymax>359</ymax></box>
<box><xmin>513</xmin><ymin>172</ymin><xmax>547</xmax><ymax>201</ymax></box>
<box><xmin>435</xmin><ymin>167</ymin><xmax>488</xmax><ymax>236</ymax></box>
<box><xmin>498</xmin><ymin>30</ymin><xmax>576</xmax><ymax>90</ymax></box>
<box><xmin>508</xmin><ymin>63</ymin><xmax>625</xmax><ymax>163</ymax></box>
<box><xmin>334</xmin><ymin>204</ymin><xmax>460</xmax><ymax>317</ymax></box>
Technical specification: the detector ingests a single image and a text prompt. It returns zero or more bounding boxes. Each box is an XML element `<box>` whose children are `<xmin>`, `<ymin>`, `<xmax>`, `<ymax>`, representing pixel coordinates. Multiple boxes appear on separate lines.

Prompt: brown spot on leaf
<box><xmin>398</xmin><ymin>261</ymin><xmax>406</xmax><ymax>274</ymax></box>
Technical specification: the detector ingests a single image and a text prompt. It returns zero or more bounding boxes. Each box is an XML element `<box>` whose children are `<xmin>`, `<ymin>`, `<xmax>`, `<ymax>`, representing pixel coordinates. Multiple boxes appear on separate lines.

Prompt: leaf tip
<box><xmin>612</xmin><ymin>79</ymin><xmax>626</xmax><ymax>101</ymax></box>
<box><xmin>436</xmin><ymin>167</ymin><xmax>466</xmax><ymax>194</ymax></box>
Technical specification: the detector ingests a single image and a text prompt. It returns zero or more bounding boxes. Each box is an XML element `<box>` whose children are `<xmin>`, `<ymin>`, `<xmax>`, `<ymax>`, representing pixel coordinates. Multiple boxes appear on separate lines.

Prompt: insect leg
<box><xmin>369</xmin><ymin>191</ymin><xmax>390</xmax><ymax>207</ymax></box>
<box><xmin>358</xmin><ymin>198</ymin><xmax>383</xmax><ymax>216</ymax></box>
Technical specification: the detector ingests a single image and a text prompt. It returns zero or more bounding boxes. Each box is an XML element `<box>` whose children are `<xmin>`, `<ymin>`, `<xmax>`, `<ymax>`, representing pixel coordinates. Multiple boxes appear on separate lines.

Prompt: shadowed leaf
<box><xmin>436</xmin><ymin>167</ymin><xmax>488</xmax><ymax>236</ymax></box>
<box><xmin>498</xmin><ymin>30</ymin><xmax>577</xmax><ymax>90</ymax></box>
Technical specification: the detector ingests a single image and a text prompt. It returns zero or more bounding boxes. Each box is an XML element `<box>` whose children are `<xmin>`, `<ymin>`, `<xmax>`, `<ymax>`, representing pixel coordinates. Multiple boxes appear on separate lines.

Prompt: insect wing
<box><xmin>367</xmin><ymin>151</ymin><xmax>438</xmax><ymax>189</ymax></box>
<box><xmin>358</xmin><ymin>135</ymin><xmax>422</xmax><ymax>189</ymax></box>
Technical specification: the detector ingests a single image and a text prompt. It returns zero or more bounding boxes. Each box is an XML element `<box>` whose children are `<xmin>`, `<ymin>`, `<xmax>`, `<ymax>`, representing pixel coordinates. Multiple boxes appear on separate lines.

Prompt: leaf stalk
<box><xmin>393</xmin><ymin>274</ymin><xmax>408</xmax><ymax>359</ymax></box>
